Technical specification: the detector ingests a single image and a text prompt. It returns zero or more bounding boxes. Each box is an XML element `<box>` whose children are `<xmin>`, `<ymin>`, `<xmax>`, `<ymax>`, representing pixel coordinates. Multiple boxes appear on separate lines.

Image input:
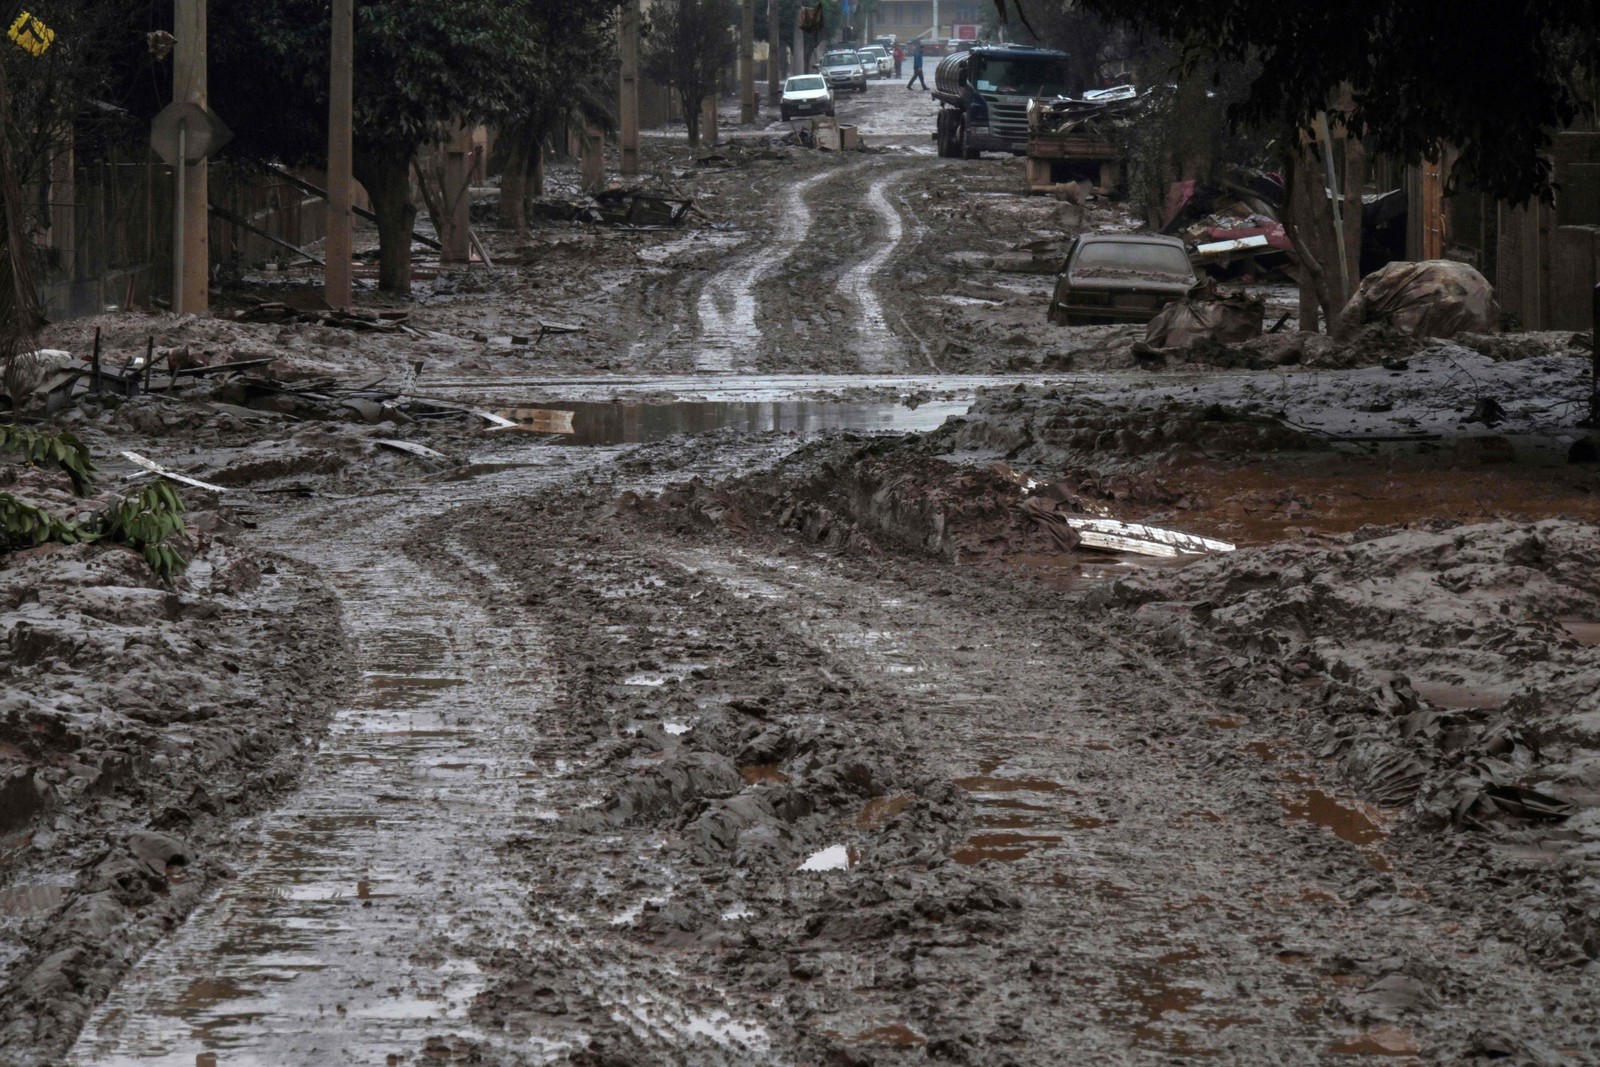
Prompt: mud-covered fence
<box><xmin>36</xmin><ymin>159</ymin><xmax>335</xmax><ymax>320</ymax></box>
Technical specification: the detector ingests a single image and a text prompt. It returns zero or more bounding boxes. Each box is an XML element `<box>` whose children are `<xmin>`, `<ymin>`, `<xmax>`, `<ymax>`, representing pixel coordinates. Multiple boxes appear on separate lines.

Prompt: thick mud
<box><xmin>6</xmin><ymin>82</ymin><xmax>1600</xmax><ymax>1066</ymax></box>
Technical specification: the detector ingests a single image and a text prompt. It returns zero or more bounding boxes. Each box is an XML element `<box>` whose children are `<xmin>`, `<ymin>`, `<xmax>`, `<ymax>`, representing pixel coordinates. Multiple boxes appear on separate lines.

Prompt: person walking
<box><xmin>906</xmin><ymin>43</ymin><xmax>926</xmax><ymax>90</ymax></box>
<box><xmin>893</xmin><ymin>44</ymin><xmax>904</xmax><ymax>78</ymax></box>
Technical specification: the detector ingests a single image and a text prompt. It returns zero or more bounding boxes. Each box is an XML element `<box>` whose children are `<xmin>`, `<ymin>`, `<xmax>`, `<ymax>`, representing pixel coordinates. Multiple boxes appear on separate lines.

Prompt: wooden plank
<box><xmin>395</xmin><ymin>393</ymin><xmax>518</xmax><ymax>428</ymax></box>
<box><xmin>121</xmin><ymin>451</ymin><xmax>229</xmax><ymax>492</ymax></box>
<box><xmin>1065</xmin><ymin>517</ymin><xmax>1235</xmax><ymax>558</ymax></box>
<box><xmin>373</xmin><ymin>438</ymin><xmax>449</xmax><ymax>460</ymax></box>
<box><xmin>494</xmin><ymin>407</ymin><xmax>576</xmax><ymax>434</ymax></box>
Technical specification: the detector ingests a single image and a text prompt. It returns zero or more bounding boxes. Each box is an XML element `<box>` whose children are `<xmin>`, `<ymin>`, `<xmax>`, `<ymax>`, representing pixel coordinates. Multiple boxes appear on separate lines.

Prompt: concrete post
<box><xmin>325</xmin><ymin>0</ymin><xmax>353</xmax><ymax>307</ymax></box>
<box><xmin>172</xmin><ymin>0</ymin><xmax>208</xmax><ymax>314</ymax></box>
<box><xmin>619</xmin><ymin>0</ymin><xmax>641</xmax><ymax>177</ymax></box>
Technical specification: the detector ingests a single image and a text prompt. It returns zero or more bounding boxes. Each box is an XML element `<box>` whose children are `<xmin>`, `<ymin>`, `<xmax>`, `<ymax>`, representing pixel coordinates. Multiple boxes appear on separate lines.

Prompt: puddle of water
<box><xmin>1283</xmin><ymin>790</ymin><xmax>1386</xmax><ymax>847</ymax></box>
<box><xmin>850</xmin><ymin>1023</ymin><xmax>927</xmax><ymax>1047</ymax></box>
<box><xmin>740</xmin><ymin>764</ymin><xmax>791</xmax><ymax>785</ymax></box>
<box><xmin>953</xmin><ymin>773</ymin><xmax>1066</xmax><ymax>794</ymax></box>
<box><xmin>0</xmin><ymin>884</ymin><xmax>70</xmax><ymax>917</ymax></box>
<box><xmin>1329</xmin><ymin>1025</ymin><xmax>1420</xmax><ymax>1057</ymax></box>
<box><xmin>662</xmin><ymin>722</ymin><xmax>691</xmax><ymax>736</ymax></box>
<box><xmin>1559</xmin><ymin>618</ymin><xmax>1600</xmax><ymax>646</ymax></box>
<box><xmin>1412</xmin><ymin>680</ymin><xmax>1507</xmax><ymax>710</ymax></box>
<box><xmin>495</xmin><ymin>399</ymin><xmax>969</xmax><ymax>447</ymax></box>
<box><xmin>951</xmin><ymin>832</ymin><xmax>1063</xmax><ymax>865</ymax></box>
<box><xmin>854</xmin><ymin>794</ymin><xmax>914</xmax><ymax>830</ymax></box>
<box><xmin>797</xmin><ymin>844</ymin><xmax>858</xmax><ymax>872</ymax></box>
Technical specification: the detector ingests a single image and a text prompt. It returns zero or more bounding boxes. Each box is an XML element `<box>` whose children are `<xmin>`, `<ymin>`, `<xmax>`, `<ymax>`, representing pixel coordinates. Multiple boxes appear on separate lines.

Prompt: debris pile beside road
<box><xmin>1091</xmin><ymin>519</ymin><xmax>1600</xmax><ymax>960</ymax></box>
<box><xmin>533</xmin><ymin>183</ymin><xmax>699</xmax><ymax>228</ymax></box>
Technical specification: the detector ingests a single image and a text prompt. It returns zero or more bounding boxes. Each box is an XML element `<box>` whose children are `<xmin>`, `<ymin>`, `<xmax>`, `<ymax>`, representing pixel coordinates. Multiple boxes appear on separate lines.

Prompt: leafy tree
<box><xmin>208</xmin><ymin>0</ymin><xmax>619</xmax><ymax>294</ymax></box>
<box><xmin>643</xmin><ymin>0</ymin><xmax>739</xmax><ymax>149</ymax></box>
<box><xmin>1029</xmin><ymin>0</ymin><xmax>1600</xmax><ymax>205</ymax></box>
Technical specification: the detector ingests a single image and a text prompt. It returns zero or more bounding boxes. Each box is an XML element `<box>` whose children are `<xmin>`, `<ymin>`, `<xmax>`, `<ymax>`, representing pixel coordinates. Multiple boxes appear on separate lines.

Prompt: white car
<box><xmin>858</xmin><ymin>44</ymin><xmax>892</xmax><ymax>77</ymax></box>
<box><xmin>780</xmin><ymin>74</ymin><xmax>835</xmax><ymax>121</ymax></box>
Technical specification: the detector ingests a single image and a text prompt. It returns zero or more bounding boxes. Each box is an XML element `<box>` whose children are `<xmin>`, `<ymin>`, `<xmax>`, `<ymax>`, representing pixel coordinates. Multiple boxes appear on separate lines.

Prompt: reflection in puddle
<box><xmin>850</xmin><ymin>1023</ymin><xmax>927</xmax><ymax>1047</ymax></box>
<box><xmin>1329</xmin><ymin>1024</ymin><xmax>1420</xmax><ymax>1057</ymax></box>
<box><xmin>1283</xmin><ymin>790</ymin><xmax>1386</xmax><ymax>848</ymax></box>
<box><xmin>1412</xmin><ymin>680</ymin><xmax>1507</xmax><ymax>710</ymax></box>
<box><xmin>740</xmin><ymin>764</ymin><xmax>791</xmax><ymax>785</ymax></box>
<box><xmin>1559</xmin><ymin>618</ymin><xmax>1600</xmax><ymax>646</ymax></box>
<box><xmin>952</xmin><ymin>832</ymin><xmax>1064</xmax><ymax>865</ymax></box>
<box><xmin>798</xmin><ymin>844</ymin><xmax>858</xmax><ymax>872</ymax></box>
<box><xmin>502</xmin><ymin>399</ymin><xmax>970</xmax><ymax>447</ymax></box>
<box><xmin>952</xmin><ymin>774</ymin><xmax>1066</xmax><ymax>794</ymax></box>
<box><xmin>855</xmin><ymin>794</ymin><xmax>914</xmax><ymax>830</ymax></box>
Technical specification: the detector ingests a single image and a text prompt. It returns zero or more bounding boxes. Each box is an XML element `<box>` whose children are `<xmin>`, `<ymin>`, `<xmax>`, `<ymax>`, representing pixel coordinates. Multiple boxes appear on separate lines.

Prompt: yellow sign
<box><xmin>8</xmin><ymin>11</ymin><xmax>54</xmax><ymax>56</ymax></box>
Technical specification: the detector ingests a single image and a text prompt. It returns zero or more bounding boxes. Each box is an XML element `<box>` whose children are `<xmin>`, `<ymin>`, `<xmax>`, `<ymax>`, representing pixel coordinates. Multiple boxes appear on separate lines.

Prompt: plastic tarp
<box><xmin>1335</xmin><ymin>260</ymin><xmax>1498</xmax><ymax>338</ymax></box>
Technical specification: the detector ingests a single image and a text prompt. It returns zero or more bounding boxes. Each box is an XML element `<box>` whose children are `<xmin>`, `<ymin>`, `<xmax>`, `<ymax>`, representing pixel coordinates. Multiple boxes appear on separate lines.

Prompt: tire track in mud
<box><xmin>838</xmin><ymin>168</ymin><xmax>915</xmax><ymax>373</ymax></box>
<box><xmin>62</xmin><ymin>460</ymin><xmax>619</xmax><ymax>1065</ymax></box>
<box><xmin>681</xmin><ymin>168</ymin><xmax>845</xmax><ymax>373</ymax></box>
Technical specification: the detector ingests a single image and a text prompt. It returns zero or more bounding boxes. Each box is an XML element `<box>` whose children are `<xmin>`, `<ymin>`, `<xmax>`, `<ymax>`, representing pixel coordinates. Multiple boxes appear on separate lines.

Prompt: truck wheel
<box><xmin>961</xmin><ymin>124</ymin><xmax>979</xmax><ymax>160</ymax></box>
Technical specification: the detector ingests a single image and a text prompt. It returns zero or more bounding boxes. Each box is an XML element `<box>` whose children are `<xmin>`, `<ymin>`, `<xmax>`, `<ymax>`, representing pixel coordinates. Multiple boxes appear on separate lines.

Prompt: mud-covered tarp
<box><xmin>1145</xmin><ymin>283</ymin><xmax>1265</xmax><ymax>347</ymax></box>
<box><xmin>1335</xmin><ymin>260</ymin><xmax>1498</xmax><ymax>339</ymax></box>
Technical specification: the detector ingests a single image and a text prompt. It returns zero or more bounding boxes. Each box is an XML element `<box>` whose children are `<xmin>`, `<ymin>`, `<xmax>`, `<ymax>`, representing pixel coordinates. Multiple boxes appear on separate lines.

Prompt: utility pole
<box><xmin>767</xmin><ymin>0</ymin><xmax>780</xmax><ymax>104</ymax></box>
<box><xmin>740</xmin><ymin>0</ymin><xmax>755</xmax><ymax>124</ymax></box>
<box><xmin>619</xmin><ymin>0</ymin><xmax>641</xmax><ymax>177</ymax></box>
<box><xmin>325</xmin><ymin>0</ymin><xmax>353</xmax><ymax>308</ymax></box>
<box><xmin>172</xmin><ymin>0</ymin><xmax>208</xmax><ymax>314</ymax></box>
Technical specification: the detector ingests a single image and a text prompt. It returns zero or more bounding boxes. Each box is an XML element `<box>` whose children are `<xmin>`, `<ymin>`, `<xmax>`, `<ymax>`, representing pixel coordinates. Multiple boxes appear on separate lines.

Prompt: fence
<box><xmin>37</xmin><ymin>156</ymin><xmax>337</xmax><ymax>320</ymax></box>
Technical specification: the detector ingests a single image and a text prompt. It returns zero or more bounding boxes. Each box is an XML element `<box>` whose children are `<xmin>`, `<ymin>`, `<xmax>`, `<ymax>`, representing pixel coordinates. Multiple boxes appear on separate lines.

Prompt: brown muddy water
<box><xmin>496</xmin><ymin>398</ymin><xmax>972</xmax><ymax>446</ymax></box>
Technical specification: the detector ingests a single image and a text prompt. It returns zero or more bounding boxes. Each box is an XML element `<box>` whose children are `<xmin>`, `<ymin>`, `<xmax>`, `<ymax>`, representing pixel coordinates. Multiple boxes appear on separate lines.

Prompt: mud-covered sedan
<box><xmin>1048</xmin><ymin>233</ymin><xmax>1197</xmax><ymax>326</ymax></box>
<box><xmin>780</xmin><ymin>75</ymin><xmax>835</xmax><ymax>121</ymax></box>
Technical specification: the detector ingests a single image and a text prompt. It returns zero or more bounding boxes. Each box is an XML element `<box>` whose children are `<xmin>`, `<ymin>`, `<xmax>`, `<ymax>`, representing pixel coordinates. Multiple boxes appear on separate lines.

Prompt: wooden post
<box><xmin>768</xmin><ymin>0</ymin><xmax>781</xmax><ymax>104</ymax></box>
<box><xmin>741</xmin><ymin>0</ymin><xmax>756</xmax><ymax>123</ymax></box>
<box><xmin>441</xmin><ymin>126</ymin><xmax>472</xmax><ymax>262</ymax></box>
<box><xmin>619</xmin><ymin>0</ymin><xmax>641</xmax><ymax>177</ymax></box>
<box><xmin>173</xmin><ymin>0</ymin><xmax>209</xmax><ymax>314</ymax></box>
<box><xmin>702</xmin><ymin>95</ymin><xmax>718</xmax><ymax>148</ymax></box>
<box><xmin>1342</xmin><ymin>134</ymin><xmax>1365</xmax><ymax>295</ymax></box>
<box><xmin>90</xmin><ymin>327</ymin><xmax>102</xmax><ymax>393</ymax></box>
<box><xmin>325</xmin><ymin>0</ymin><xmax>353</xmax><ymax>307</ymax></box>
<box><xmin>581</xmin><ymin>126</ymin><xmax>605</xmax><ymax>192</ymax></box>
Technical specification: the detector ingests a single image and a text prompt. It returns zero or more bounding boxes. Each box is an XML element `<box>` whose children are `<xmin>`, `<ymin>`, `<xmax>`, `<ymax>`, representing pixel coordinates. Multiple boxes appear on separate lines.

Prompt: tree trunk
<box><xmin>1283</xmin><ymin>146</ymin><xmax>1339</xmax><ymax>333</ymax></box>
<box><xmin>499</xmin><ymin>131</ymin><xmax>530</xmax><ymax>236</ymax></box>
<box><xmin>530</xmin><ymin>138</ymin><xmax>544</xmax><ymax>198</ymax></box>
<box><xmin>1342</xmin><ymin>133</ymin><xmax>1366</xmax><ymax>294</ymax></box>
<box><xmin>354</xmin><ymin>145</ymin><xmax>417</xmax><ymax>296</ymax></box>
<box><xmin>683</xmin><ymin>89</ymin><xmax>701</xmax><ymax>148</ymax></box>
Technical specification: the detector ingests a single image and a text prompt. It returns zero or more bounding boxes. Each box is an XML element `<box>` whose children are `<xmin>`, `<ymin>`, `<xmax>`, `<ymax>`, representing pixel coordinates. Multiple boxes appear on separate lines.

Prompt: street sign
<box><xmin>150</xmin><ymin>101</ymin><xmax>231</xmax><ymax>165</ymax></box>
<box><xmin>7</xmin><ymin>11</ymin><xmax>53</xmax><ymax>56</ymax></box>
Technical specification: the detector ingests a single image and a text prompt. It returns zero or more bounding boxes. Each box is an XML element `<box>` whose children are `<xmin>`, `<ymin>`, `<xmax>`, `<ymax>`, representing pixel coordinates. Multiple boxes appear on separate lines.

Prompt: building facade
<box><xmin>869</xmin><ymin>1</ymin><xmax>988</xmax><ymax>44</ymax></box>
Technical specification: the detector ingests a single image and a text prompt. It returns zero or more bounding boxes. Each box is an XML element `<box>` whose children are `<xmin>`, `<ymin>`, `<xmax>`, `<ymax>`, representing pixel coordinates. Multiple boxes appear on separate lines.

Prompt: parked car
<box><xmin>858</xmin><ymin>44</ymin><xmax>892</xmax><ymax>77</ymax></box>
<box><xmin>946</xmin><ymin>38</ymin><xmax>972</xmax><ymax>53</ymax></box>
<box><xmin>1048</xmin><ymin>233</ymin><xmax>1197</xmax><ymax>326</ymax></box>
<box><xmin>818</xmin><ymin>50</ymin><xmax>869</xmax><ymax>93</ymax></box>
<box><xmin>780</xmin><ymin>74</ymin><xmax>834</xmax><ymax>120</ymax></box>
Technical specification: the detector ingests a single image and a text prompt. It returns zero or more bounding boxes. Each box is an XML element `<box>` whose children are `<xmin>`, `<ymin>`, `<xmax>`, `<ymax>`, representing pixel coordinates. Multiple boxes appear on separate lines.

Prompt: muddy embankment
<box><xmin>630</xmin><ymin>383</ymin><xmax>1600</xmax><ymax>968</ymax></box>
<box><xmin>0</xmin><ymin>468</ymin><xmax>352</xmax><ymax>1063</ymax></box>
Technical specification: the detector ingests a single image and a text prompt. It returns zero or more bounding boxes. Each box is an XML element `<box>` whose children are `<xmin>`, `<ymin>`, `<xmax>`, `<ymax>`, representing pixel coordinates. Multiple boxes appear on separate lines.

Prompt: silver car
<box><xmin>818</xmin><ymin>50</ymin><xmax>868</xmax><ymax>93</ymax></box>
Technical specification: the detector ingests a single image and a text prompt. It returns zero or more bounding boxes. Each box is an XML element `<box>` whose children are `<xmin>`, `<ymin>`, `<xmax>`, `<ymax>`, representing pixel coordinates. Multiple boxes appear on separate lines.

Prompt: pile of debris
<box><xmin>1026</xmin><ymin>85</ymin><xmax>1147</xmax><ymax>142</ymax></box>
<box><xmin>534</xmin><ymin>183</ymin><xmax>698</xmax><ymax>228</ymax></box>
<box><xmin>234</xmin><ymin>301</ymin><xmax>410</xmax><ymax>332</ymax></box>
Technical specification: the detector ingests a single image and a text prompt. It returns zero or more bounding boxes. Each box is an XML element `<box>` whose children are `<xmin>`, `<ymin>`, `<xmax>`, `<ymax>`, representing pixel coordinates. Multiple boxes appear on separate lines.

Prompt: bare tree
<box><xmin>643</xmin><ymin>0</ymin><xmax>738</xmax><ymax>148</ymax></box>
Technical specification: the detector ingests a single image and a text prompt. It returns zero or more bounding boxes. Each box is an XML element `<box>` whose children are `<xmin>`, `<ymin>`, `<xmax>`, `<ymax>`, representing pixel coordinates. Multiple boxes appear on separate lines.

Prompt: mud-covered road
<box><xmin>5</xmin><ymin>80</ymin><xmax>1600</xmax><ymax>1066</ymax></box>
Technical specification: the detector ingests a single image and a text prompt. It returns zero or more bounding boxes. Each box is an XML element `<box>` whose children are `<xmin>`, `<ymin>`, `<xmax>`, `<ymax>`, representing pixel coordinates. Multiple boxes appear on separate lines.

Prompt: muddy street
<box><xmin>5</xmin><ymin>60</ymin><xmax>1600</xmax><ymax>1067</ymax></box>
